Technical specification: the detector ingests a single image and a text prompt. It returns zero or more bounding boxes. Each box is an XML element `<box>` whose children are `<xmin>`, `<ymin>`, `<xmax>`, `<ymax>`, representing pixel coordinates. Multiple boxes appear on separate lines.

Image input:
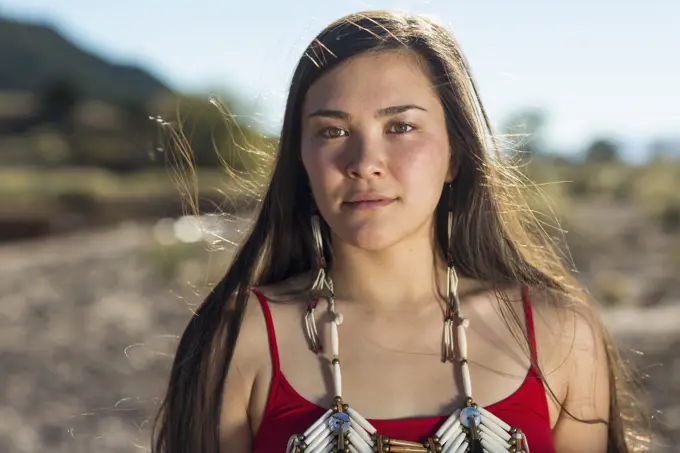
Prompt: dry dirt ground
<box><xmin>0</xmin><ymin>204</ymin><xmax>678</xmax><ymax>453</ymax></box>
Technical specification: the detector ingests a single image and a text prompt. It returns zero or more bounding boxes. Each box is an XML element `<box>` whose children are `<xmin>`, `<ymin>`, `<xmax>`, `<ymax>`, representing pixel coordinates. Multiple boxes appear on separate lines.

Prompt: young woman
<box><xmin>152</xmin><ymin>10</ymin><xmax>648</xmax><ymax>453</ymax></box>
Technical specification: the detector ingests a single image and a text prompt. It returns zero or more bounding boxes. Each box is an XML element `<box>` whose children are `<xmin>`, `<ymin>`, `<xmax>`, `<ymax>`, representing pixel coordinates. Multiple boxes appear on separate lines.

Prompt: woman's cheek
<box><xmin>302</xmin><ymin>144</ymin><xmax>341</xmax><ymax>201</ymax></box>
<box><xmin>390</xmin><ymin>140</ymin><xmax>448</xmax><ymax>184</ymax></box>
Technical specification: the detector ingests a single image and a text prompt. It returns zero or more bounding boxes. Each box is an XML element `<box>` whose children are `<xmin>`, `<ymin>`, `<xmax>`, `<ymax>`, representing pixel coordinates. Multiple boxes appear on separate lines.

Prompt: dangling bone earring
<box><xmin>305</xmin><ymin>214</ymin><xmax>329</xmax><ymax>353</ymax></box>
<box><xmin>442</xmin><ymin>183</ymin><xmax>466</xmax><ymax>363</ymax></box>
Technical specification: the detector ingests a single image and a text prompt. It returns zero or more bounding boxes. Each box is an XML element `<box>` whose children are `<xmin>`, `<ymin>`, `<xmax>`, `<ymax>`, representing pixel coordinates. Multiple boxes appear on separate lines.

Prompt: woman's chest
<box><xmin>272</xmin><ymin>311</ymin><xmax>540</xmax><ymax>420</ymax></box>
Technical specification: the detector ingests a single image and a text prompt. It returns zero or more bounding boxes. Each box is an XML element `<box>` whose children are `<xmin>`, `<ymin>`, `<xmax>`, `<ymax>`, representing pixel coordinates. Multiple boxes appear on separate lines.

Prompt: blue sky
<box><xmin>2</xmin><ymin>0</ymin><xmax>678</xmax><ymax>157</ymax></box>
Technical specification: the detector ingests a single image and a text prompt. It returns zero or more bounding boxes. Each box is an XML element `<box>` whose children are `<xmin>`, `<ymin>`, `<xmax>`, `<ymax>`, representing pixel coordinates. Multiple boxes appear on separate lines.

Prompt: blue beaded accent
<box><xmin>460</xmin><ymin>407</ymin><xmax>481</xmax><ymax>429</ymax></box>
<box><xmin>328</xmin><ymin>412</ymin><xmax>350</xmax><ymax>433</ymax></box>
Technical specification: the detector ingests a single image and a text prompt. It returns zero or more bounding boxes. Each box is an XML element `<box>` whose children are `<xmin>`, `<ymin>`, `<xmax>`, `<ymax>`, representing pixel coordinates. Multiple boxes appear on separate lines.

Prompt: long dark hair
<box><xmin>152</xmin><ymin>10</ymin><xmax>648</xmax><ymax>453</ymax></box>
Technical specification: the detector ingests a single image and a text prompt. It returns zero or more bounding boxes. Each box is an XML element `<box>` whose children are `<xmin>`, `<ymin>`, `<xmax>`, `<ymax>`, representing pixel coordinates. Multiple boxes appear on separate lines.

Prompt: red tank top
<box><xmin>251</xmin><ymin>288</ymin><xmax>555</xmax><ymax>452</ymax></box>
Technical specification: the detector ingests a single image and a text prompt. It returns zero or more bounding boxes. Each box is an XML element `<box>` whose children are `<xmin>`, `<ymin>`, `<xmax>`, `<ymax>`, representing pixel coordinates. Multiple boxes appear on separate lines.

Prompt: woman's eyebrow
<box><xmin>307</xmin><ymin>104</ymin><xmax>427</xmax><ymax>120</ymax></box>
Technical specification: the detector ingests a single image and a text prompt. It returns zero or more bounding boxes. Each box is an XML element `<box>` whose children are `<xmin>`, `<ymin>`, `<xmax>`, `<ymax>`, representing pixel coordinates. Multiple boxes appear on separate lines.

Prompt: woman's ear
<box><xmin>445</xmin><ymin>160</ymin><xmax>459</xmax><ymax>183</ymax></box>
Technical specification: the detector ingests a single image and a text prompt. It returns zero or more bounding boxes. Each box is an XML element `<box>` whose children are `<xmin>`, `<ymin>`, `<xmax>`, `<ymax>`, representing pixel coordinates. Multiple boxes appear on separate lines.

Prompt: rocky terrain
<box><xmin>0</xmin><ymin>204</ymin><xmax>678</xmax><ymax>453</ymax></box>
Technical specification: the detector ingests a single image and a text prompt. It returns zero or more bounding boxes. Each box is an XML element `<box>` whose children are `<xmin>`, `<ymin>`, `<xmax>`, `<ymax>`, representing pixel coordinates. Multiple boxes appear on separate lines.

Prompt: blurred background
<box><xmin>0</xmin><ymin>1</ymin><xmax>678</xmax><ymax>452</ymax></box>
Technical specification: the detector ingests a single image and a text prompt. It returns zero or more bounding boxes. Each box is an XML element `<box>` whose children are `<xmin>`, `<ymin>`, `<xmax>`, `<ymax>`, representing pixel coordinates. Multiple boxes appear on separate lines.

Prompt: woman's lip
<box><xmin>342</xmin><ymin>199</ymin><xmax>395</xmax><ymax>210</ymax></box>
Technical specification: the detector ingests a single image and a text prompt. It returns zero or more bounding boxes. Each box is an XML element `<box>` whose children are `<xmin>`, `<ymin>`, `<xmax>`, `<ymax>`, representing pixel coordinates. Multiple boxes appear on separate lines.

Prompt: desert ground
<box><xmin>1</xmin><ymin>202</ymin><xmax>678</xmax><ymax>453</ymax></box>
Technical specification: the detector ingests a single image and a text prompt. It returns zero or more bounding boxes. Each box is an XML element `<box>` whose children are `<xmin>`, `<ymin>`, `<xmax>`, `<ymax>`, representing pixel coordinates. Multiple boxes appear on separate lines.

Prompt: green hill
<box><xmin>0</xmin><ymin>15</ymin><xmax>172</xmax><ymax>104</ymax></box>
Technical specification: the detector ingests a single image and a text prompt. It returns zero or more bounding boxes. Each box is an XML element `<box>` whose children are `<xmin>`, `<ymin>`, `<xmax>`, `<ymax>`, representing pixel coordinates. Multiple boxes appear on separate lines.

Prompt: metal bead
<box><xmin>465</xmin><ymin>397</ymin><xmax>474</xmax><ymax>406</ymax></box>
<box><xmin>510</xmin><ymin>438</ymin><xmax>517</xmax><ymax>446</ymax></box>
<box><xmin>343</xmin><ymin>403</ymin><xmax>349</xmax><ymax>411</ymax></box>
<box><xmin>332</xmin><ymin>358</ymin><xmax>340</xmax><ymax>365</ymax></box>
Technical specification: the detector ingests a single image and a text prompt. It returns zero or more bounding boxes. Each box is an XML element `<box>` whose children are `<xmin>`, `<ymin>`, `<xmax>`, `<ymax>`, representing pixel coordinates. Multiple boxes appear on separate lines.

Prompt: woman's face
<box><xmin>301</xmin><ymin>50</ymin><xmax>453</xmax><ymax>251</ymax></box>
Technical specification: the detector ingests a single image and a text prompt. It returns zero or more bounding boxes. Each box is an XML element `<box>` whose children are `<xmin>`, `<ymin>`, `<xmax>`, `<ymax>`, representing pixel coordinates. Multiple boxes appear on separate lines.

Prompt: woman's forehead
<box><xmin>302</xmin><ymin>50</ymin><xmax>439</xmax><ymax>116</ymax></box>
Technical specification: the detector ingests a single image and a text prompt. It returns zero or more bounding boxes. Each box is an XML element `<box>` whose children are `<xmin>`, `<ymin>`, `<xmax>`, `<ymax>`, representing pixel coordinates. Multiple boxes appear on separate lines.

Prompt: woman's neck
<box><xmin>328</xmin><ymin>231</ymin><xmax>446</xmax><ymax>309</ymax></box>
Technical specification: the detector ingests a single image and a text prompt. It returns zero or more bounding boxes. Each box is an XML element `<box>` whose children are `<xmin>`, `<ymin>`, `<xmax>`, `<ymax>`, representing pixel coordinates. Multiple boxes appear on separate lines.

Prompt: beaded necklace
<box><xmin>286</xmin><ymin>216</ymin><xmax>531</xmax><ymax>453</ymax></box>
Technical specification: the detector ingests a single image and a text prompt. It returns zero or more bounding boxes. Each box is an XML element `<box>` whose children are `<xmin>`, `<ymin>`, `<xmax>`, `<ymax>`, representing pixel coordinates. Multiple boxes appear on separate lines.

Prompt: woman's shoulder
<box><xmin>526</xmin><ymin>285</ymin><xmax>604</xmax><ymax>345</ymax></box>
<box><xmin>525</xmin><ymin>285</ymin><xmax>609</xmax><ymax>383</ymax></box>
<box><xmin>233</xmin><ymin>273</ymin><xmax>314</xmax><ymax>363</ymax></box>
<box><xmin>222</xmin><ymin>273</ymin><xmax>314</xmax><ymax>421</ymax></box>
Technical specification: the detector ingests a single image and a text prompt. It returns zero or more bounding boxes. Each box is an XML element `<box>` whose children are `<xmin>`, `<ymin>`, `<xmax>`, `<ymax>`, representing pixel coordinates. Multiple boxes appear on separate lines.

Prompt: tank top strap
<box><xmin>251</xmin><ymin>287</ymin><xmax>282</xmax><ymax>373</ymax></box>
<box><xmin>521</xmin><ymin>286</ymin><xmax>540</xmax><ymax>371</ymax></box>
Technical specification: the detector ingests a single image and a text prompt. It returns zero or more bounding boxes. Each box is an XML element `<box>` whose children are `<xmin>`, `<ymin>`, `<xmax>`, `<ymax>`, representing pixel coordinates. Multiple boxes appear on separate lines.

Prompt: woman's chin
<box><xmin>335</xmin><ymin>226</ymin><xmax>401</xmax><ymax>252</ymax></box>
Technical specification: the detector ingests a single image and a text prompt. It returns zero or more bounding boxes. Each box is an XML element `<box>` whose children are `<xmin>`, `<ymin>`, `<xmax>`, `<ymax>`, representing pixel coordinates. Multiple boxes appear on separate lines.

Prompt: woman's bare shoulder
<box><xmin>219</xmin><ymin>274</ymin><xmax>312</xmax><ymax>449</ymax></box>
<box><xmin>231</xmin><ymin>272</ymin><xmax>314</xmax><ymax>370</ymax></box>
<box><xmin>527</xmin><ymin>286</ymin><xmax>602</xmax><ymax>342</ymax></box>
<box><xmin>528</xmin><ymin>287</ymin><xmax>611</xmax><ymax>447</ymax></box>
<box><xmin>526</xmin><ymin>286</ymin><xmax>607</xmax><ymax>377</ymax></box>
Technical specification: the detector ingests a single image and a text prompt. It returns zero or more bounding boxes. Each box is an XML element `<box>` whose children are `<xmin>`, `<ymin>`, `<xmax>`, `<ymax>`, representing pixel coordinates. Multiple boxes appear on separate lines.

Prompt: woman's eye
<box><xmin>388</xmin><ymin>122</ymin><xmax>415</xmax><ymax>134</ymax></box>
<box><xmin>320</xmin><ymin>127</ymin><xmax>348</xmax><ymax>139</ymax></box>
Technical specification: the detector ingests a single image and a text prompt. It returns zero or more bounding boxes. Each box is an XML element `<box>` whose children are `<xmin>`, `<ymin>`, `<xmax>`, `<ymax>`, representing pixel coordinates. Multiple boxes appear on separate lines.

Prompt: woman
<box><xmin>153</xmin><ymin>10</ymin><xmax>648</xmax><ymax>453</ymax></box>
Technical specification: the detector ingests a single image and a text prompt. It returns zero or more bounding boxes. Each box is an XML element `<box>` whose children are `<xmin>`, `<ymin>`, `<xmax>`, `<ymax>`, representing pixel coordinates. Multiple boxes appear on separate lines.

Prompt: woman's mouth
<box><xmin>342</xmin><ymin>195</ymin><xmax>396</xmax><ymax>211</ymax></box>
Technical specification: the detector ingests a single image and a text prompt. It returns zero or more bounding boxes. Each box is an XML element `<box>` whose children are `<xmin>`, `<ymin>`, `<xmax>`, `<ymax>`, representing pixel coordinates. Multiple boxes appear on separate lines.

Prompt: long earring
<box><xmin>305</xmin><ymin>214</ymin><xmax>327</xmax><ymax>353</ymax></box>
<box><xmin>442</xmin><ymin>183</ymin><xmax>466</xmax><ymax>363</ymax></box>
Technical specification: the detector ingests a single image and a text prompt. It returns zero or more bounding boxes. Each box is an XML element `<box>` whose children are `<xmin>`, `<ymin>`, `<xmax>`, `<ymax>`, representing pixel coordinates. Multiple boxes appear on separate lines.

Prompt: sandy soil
<box><xmin>0</xmin><ymin>216</ymin><xmax>677</xmax><ymax>453</ymax></box>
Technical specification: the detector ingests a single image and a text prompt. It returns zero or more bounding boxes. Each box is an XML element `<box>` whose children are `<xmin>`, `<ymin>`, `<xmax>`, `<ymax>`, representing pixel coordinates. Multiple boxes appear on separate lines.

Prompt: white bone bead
<box><xmin>286</xmin><ymin>435</ymin><xmax>297</xmax><ymax>453</ymax></box>
<box><xmin>443</xmin><ymin>430</ymin><xmax>466</xmax><ymax>453</ymax></box>
<box><xmin>306</xmin><ymin>441</ymin><xmax>329</xmax><ymax>453</ymax></box>
<box><xmin>454</xmin><ymin>440</ymin><xmax>468</xmax><ymax>453</ymax></box>
<box><xmin>312</xmin><ymin>443</ymin><xmax>333</xmax><ymax>453</ymax></box>
<box><xmin>305</xmin><ymin>424</ymin><xmax>330</xmax><ymax>447</ymax></box>
<box><xmin>520</xmin><ymin>432</ymin><xmax>531</xmax><ymax>453</ymax></box>
<box><xmin>350</xmin><ymin>424</ymin><xmax>373</xmax><ymax>446</ymax></box>
<box><xmin>444</xmin><ymin>320</ymin><xmax>452</xmax><ymax>350</ymax></box>
<box><xmin>479</xmin><ymin>407</ymin><xmax>511</xmax><ymax>432</ymax></box>
<box><xmin>348</xmin><ymin>431</ymin><xmax>373</xmax><ymax>453</ymax></box>
<box><xmin>435</xmin><ymin>409</ymin><xmax>461</xmax><ymax>438</ymax></box>
<box><xmin>307</xmin><ymin>431</ymin><xmax>332</xmax><ymax>451</ymax></box>
<box><xmin>438</xmin><ymin>419</ymin><xmax>462</xmax><ymax>445</ymax></box>
<box><xmin>348</xmin><ymin>408</ymin><xmax>377</xmax><ymax>434</ymax></box>
<box><xmin>480</xmin><ymin>424</ymin><xmax>510</xmax><ymax>447</ymax></box>
<box><xmin>484</xmin><ymin>420</ymin><xmax>512</xmax><ymax>442</ymax></box>
<box><xmin>333</xmin><ymin>362</ymin><xmax>342</xmax><ymax>397</ymax></box>
<box><xmin>349</xmin><ymin>442</ymin><xmax>372</xmax><ymax>453</ymax></box>
<box><xmin>304</xmin><ymin>409</ymin><xmax>333</xmax><ymax>437</ymax></box>
<box><xmin>481</xmin><ymin>435</ymin><xmax>509</xmax><ymax>453</ymax></box>
<box><xmin>457</xmin><ymin>324</ymin><xmax>468</xmax><ymax>358</ymax></box>
<box><xmin>305</xmin><ymin>418</ymin><xmax>331</xmax><ymax>444</ymax></box>
<box><xmin>331</xmin><ymin>322</ymin><xmax>339</xmax><ymax>356</ymax></box>
<box><xmin>349</xmin><ymin>445</ymin><xmax>359</xmax><ymax>453</ymax></box>
<box><xmin>461</xmin><ymin>362</ymin><xmax>472</xmax><ymax>397</ymax></box>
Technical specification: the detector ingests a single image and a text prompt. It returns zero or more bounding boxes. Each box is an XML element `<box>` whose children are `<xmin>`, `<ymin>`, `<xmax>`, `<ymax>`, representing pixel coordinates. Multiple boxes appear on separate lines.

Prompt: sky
<box><xmin>2</xmin><ymin>0</ymin><xmax>679</xmax><ymax>157</ymax></box>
